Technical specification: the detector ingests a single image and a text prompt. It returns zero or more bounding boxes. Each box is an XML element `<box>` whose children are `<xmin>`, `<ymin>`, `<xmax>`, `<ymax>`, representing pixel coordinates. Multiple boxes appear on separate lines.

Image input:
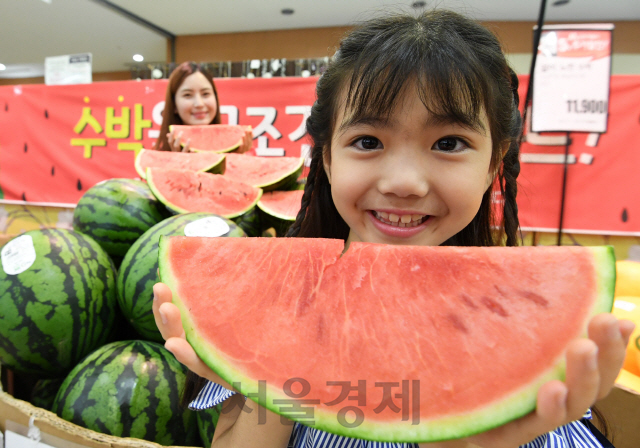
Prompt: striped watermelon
<box><xmin>117</xmin><ymin>213</ymin><xmax>245</xmax><ymax>341</ymax></box>
<box><xmin>0</xmin><ymin>229</ymin><xmax>118</xmax><ymax>377</ymax></box>
<box><xmin>73</xmin><ymin>179</ymin><xmax>169</xmax><ymax>258</ymax></box>
<box><xmin>53</xmin><ymin>340</ymin><xmax>199</xmax><ymax>446</ymax></box>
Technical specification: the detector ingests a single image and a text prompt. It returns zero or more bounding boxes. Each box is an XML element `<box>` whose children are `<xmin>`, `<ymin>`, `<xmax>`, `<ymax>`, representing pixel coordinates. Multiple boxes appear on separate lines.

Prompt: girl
<box><xmin>154</xmin><ymin>62</ymin><xmax>252</xmax><ymax>153</ymax></box>
<box><xmin>152</xmin><ymin>10</ymin><xmax>632</xmax><ymax>448</ymax></box>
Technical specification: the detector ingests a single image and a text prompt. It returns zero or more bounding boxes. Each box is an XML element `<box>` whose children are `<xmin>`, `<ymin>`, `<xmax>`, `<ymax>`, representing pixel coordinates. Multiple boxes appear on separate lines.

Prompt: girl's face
<box><xmin>174</xmin><ymin>71</ymin><xmax>217</xmax><ymax>125</ymax></box>
<box><xmin>325</xmin><ymin>86</ymin><xmax>497</xmax><ymax>247</ymax></box>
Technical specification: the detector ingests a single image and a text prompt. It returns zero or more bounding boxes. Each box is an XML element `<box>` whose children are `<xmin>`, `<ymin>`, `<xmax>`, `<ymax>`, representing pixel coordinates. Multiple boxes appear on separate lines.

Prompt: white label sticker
<box><xmin>184</xmin><ymin>217</ymin><xmax>230</xmax><ymax>238</ymax></box>
<box><xmin>1</xmin><ymin>234</ymin><xmax>37</xmax><ymax>275</ymax></box>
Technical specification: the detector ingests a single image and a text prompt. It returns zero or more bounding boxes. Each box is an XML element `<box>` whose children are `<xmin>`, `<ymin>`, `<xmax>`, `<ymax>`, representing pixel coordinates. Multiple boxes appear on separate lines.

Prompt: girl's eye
<box><xmin>352</xmin><ymin>136</ymin><xmax>382</xmax><ymax>151</ymax></box>
<box><xmin>433</xmin><ymin>137</ymin><xmax>469</xmax><ymax>153</ymax></box>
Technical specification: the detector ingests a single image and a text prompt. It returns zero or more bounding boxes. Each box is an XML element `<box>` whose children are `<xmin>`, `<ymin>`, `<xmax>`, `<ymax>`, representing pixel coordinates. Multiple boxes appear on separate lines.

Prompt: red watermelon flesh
<box><xmin>223</xmin><ymin>153</ymin><xmax>304</xmax><ymax>191</ymax></box>
<box><xmin>159</xmin><ymin>237</ymin><xmax>615</xmax><ymax>442</ymax></box>
<box><xmin>134</xmin><ymin>149</ymin><xmax>226</xmax><ymax>179</ymax></box>
<box><xmin>169</xmin><ymin>125</ymin><xmax>249</xmax><ymax>153</ymax></box>
<box><xmin>146</xmin><ymin>168</ymin><xmax>262</xmax><ymax>219</ymax></box>
<box><xmin>258</xmin><ymin>190</ymin><xmax>304</xmax><ymax>220</ymax></box>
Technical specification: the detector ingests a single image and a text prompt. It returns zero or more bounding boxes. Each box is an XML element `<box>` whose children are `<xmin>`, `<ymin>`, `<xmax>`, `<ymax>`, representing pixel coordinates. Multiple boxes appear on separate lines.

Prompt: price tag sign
<box><xmin>531</xmin><ymin>24</ymin><xmax>613</xmax><ymax>133</ymax></box>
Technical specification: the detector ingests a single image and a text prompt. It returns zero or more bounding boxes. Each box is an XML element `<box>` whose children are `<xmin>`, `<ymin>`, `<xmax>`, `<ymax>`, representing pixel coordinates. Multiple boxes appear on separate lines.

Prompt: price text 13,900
<box><xmin>566</xmin><ymin>100</ymin><xmax>608</xmax><ymax>114</ymax></box>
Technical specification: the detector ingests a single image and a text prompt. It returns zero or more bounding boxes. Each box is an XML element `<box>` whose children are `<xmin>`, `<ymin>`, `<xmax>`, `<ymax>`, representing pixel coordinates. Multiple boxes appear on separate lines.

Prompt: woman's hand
<box><xmin>419</xmin><ymin>313</ymin><xmax>634</xmax><ymax>448</ymax></box>
<box><xmin>152</xmin><ymin>282</ymin><xmax>231</xmax><ymax>388</ymax></box>
<box><xmin>166</xmin><ymin>130</ymin><xmax>191</xmax><ymax>152</ymax></box>
<box><xmin>237</xmin><ymin>128</ymin><xmax>253</xmax><ymax>154</ymax></box>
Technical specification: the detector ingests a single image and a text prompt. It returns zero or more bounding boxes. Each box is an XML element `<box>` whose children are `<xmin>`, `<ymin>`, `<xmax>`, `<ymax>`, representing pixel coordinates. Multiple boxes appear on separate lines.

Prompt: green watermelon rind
<box><xmin>169</xmin><ymin>124</ymin><xmax>244</xmax><ymax>154</ymax></box>
<box><xmin>146</xmin><ymin>169</ymin><xmax>263</xmax><ymax>219</ymax></box>
<box><xmin>134</xmin><ymin>149</ymin><xmax>227</xmax><ymax>180</ymax></box>
<box><xmin>159</xmin><ymin>243</ymin><xmax>615</xmax><ymax>442</ymax></box>
<box><xmin>255</xmin><ymin>159</ymin><xmax>304</xmax><ymax>192</ymax></box>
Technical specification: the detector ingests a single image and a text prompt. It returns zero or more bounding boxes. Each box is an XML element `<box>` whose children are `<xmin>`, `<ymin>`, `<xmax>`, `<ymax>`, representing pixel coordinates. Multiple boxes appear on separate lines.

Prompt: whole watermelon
<box><xmin>73</xmin><ymin>179</ymin><xmax>169</xmax><ymax>258</ymax></box>
<box><xmin>0</xmin><ymin>229</ymin><xmax>117</xmax><ymax>377</ymax></box>
<box><xmin>117</xmin><ymin>213</ymin><xmax>245</xmax><ymax>341</ymax></box>
<box><xmin>53</xmin><ymin>340</ymin><xmax>199</xmax><ymax>446</ymax></box>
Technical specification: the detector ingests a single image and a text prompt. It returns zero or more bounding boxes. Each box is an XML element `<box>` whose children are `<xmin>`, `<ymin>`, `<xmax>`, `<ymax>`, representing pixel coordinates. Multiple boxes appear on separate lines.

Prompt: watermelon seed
<box><xmin>51</xmin><ymin>166</ymin><xmax>55</xmax><ymax>176</ymax></box>
<box><xmin>44</xmin><ymin>109</ymin><xmax>49</xmax><ymax>118</ymax></box>
<box><xmin>4</xmin><ymin>103</ymin><xmax>7</xmax><ymax>111</ymax></box>
<box><xmin>77</xmin><ymin>179</ymin><xmax>83</xmax><ymax>190</ymax></box>
<box><xmin>22</xmin><ymin>192</ymin><xmax>26</xmax><ymax>201</ymax></box>
<box><xmin>622</xmin><ymin>208</ymin><xmax>629</xmax><ymax>222</ymax></box>
<box><xmin>24</xmin><ymin>143</ymin><xmax>28</xmax><ymax>153</ymax></box>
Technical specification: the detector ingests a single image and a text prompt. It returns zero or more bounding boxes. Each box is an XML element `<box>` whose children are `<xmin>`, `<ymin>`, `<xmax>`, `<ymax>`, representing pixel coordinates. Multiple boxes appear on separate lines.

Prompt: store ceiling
<box><xmin>1</xmin><ymin>0</ymin><xmax>639</xmax><ymax>78</ymax></box>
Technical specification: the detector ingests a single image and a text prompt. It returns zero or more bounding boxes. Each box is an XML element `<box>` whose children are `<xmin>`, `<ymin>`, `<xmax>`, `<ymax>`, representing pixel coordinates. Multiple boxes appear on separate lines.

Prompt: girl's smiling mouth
<box><xmin>368</xmin><ymin>210</ymin><xmax>431</xmax><ymax>237</ymax></box>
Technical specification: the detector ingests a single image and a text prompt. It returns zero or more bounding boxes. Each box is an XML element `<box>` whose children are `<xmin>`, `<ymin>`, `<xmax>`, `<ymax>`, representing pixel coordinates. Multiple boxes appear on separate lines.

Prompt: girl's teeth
<box><xmin>374</xmin><ymin>211</ymin><xmax>427</xmax><ymax>227</ymax></box>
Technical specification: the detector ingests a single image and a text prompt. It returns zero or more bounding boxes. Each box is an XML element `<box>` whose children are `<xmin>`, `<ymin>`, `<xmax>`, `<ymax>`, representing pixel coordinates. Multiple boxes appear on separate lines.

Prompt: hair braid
<box><xmin>285</xmin><ymin>148</ymin><xmax>322</xmax><ymax>237</ymax></box>
<box><xmin>500</xmin><ymin>69</ymin><xmax>523</xmax><ymax>246</ymax></box>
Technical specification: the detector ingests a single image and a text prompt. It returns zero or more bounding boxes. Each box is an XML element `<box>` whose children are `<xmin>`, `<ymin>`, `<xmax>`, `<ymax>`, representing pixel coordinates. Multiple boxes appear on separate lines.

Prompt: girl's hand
<box><xmin>237</xmin><ymin>128</ymin><xmax>253</xmax><ymax>154</ymax></box>
<box><xmin>419</xmin><ymin>313</ymin><xmax>634</xmax><ymax>448</ymax></box>
<box><xmin>152</xmin><ymin>282</ymin><xmax>294</xmax><ymax>446</ymax></box>
<box><xmin>166</xmin><ymin>130</ymin><xmax>191</xmax><ymax>152</ymax></box>
<box><xmin>152</xmin><ymin>282</ymin><xmax>231</xmax><ymax>389</ymax></box>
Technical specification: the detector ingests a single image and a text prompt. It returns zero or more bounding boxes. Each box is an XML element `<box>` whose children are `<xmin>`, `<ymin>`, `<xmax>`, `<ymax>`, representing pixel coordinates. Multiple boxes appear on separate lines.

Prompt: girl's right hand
<box><xmin>166</xmin><ymin>130</ymin><xmax>191</xmax><ymax>153</ymax></box>
<box><xmin>152</xmin><ymin>282</ymin><xmax>294</xmax><ymax>447</ymax></box>
<box><xmin>152</xmin><ymin>282</ymin><xmax>231</xmax><ymax>388</ymax></box>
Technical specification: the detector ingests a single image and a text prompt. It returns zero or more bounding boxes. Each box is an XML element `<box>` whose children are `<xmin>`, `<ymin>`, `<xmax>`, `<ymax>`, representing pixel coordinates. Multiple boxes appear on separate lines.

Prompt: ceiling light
<box><xmin>0</xmin><ymin>64</ymin><xmax>6</xmax><ymax>71</ymax></box>
<box><xmin>281</xmin><ymin>8</ymin><xmax>294</xmax><ymax>15</ymax></box>
<box><xmin>133</xmin><ymin>54</ymin><xmax>144</xmax><ymax>62</ymax></box>
<box><xmin>412</xmin><ymin>1</ymin><xmax>426</xmax><ymax>8</ymax></box>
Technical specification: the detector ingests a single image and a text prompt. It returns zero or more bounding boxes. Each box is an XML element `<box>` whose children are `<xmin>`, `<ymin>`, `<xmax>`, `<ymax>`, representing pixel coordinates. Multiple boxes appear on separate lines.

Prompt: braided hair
<box><xmin>287</xmin><ymin>10</ymin><xmax>523</xmax><ymax>246</ymax></box>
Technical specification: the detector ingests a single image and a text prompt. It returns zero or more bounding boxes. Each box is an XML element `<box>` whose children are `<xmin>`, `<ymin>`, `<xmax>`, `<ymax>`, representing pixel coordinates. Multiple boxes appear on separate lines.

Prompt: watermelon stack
<box><xmin>138</xmin><ymin>126</ymin><xmax>305</xmax><ymax>237</ymax></box>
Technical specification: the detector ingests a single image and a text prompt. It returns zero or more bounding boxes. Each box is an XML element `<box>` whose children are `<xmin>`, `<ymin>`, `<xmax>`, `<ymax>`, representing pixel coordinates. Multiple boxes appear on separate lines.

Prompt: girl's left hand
<box><xmin>237</xmin><ymin>128</ymin><xmax>253</xmax><ymax>154</ymax></box>
<box><xmin>418</xmin><ymin>313</ymin><xmax>634</xmax><ymax>448</ymax></box>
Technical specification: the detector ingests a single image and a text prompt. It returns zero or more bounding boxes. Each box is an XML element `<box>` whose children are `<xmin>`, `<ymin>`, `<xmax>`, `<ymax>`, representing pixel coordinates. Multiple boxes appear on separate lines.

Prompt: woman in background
<box><xmin>154</xmin><ymin>62</ymin><xmax>251</xmax><ymax>153</ymax></box>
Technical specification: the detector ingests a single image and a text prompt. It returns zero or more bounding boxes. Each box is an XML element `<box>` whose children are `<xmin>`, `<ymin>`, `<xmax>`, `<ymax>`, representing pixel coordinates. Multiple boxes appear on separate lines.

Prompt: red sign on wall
<box><xmin>0</xmin><ymin>75</ymin><xmax>639</xmax><ymax>235</ymax></box>
<box><xmin>0</xmin><ymin>77</ymin><xmax>317</xmax><ymax>205</ymax></box>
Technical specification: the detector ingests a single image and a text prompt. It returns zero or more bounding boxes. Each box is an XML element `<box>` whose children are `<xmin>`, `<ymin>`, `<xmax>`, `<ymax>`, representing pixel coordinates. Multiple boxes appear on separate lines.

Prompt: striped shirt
<box><xmin>190</xmin><ymin>381</ymin><xmax>606</xmax><ymax>448</ymax></box>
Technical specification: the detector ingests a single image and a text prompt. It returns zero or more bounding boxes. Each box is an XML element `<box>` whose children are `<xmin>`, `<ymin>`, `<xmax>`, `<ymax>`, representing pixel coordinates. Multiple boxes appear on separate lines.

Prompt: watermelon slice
<box><xmin>134</xmin><ymin>149</ymin><xmax>226</xmax><ymax>179</ymax></box>
<box><xmin>257</xmin><ymin>190</ymin><xmax>304</xmax><ymax>236</ymax></box>
<box><xmin>223</xmin><ymin>153</ymin><xmax>304</xmax><ymax>191</ymax></box>
<box><xmin>159</xmin><ymin>238</ymin><xmax>615</xmax><ymax>442</ymax></box>
<box><xmin>146</xmin><ymin>168</ymin><xmax>262</xmax><ymax>219</ymax></box>
<box><xmin>169</xmin><ymin>124</ymin><xmax>250</xmax><ymax>153</ymax></box>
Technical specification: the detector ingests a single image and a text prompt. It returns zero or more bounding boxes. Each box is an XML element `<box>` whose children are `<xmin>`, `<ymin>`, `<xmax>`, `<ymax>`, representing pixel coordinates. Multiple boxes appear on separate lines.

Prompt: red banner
<box><xmin>0</xmin><ymin>75</ymin><xmax>639</xmax><ymax>235</ymax></box>
<box><xmin>0</xmin><ymin>77</ymin><xmax>317</xmax><ymax>205</ymax></box>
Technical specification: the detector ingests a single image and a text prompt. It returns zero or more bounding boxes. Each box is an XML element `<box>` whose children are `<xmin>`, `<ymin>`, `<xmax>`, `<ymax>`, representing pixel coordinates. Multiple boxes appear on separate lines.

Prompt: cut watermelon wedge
<box><xmin>134</xmin><ymin>149</ymin><xmax>226</xmax><ymax>179</ymax></box>
<box><xmin>257</xmin><ymin>190</ymin><xmax>304</xmax><ymax>236</ymax></box>
<box><xmin>159</xmin><ymin>238</ymin><xmax>615</xmax><ymax>442</ymax></box>
<box><xmin>222</xmin><ymin>153</ymin><xmax>303</xmax><ymax>191</ymax></box>
<box><xmin>146</xmin><ymin>168</ymin><xmax>262</xmax><ymax>219</ymax></box>
<box><xmin>169</xmin><ymin>124</ymin><xmax>250</xmax><ymax>153</ymax></box>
